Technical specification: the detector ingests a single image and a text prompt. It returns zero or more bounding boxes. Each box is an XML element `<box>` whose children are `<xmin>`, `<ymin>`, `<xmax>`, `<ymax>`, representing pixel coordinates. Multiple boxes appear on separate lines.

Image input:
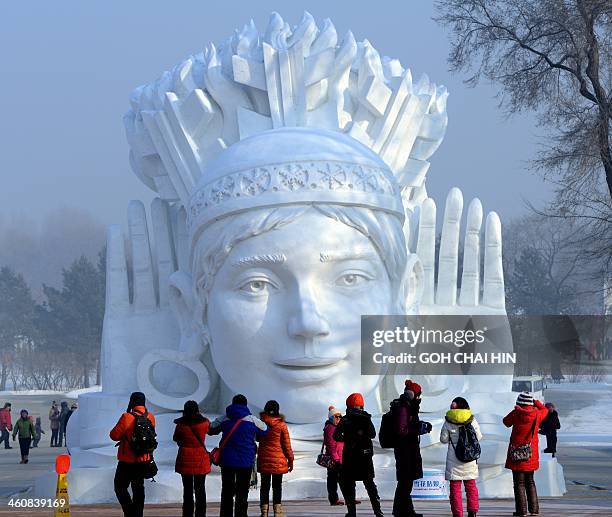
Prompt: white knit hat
<box><xmin>328</xmin><ymin>406</ymin><xmax>341</xmax><ymax>419</ymax></box>
<box><xmin>516</xmin><ymin>392</ymin><xmax>534</xmax><ymax>406</ymax></box>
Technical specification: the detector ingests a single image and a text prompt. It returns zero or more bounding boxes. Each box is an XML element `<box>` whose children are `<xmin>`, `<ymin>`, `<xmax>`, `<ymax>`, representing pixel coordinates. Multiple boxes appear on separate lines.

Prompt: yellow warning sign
<box><xmin>54</xmin><ymin>473</ymin><xmax>70</xmax><ymax>516</ymax></box>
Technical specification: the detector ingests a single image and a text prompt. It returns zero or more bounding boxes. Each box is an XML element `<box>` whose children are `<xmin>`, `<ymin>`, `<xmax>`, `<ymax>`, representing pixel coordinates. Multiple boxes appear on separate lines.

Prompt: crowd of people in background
<box><xmin>0</xmin><ymin>399</ymin><xmax>77</xmax><ymax>463</ymax></box>
<box><xmin>108</xmin><ymin>381</ymin><xmax>562</xmax><ymax>517</ymax></box>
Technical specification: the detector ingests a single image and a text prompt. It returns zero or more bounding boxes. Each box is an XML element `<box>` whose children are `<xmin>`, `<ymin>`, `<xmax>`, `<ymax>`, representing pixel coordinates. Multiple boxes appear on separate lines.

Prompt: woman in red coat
<box><xmin>173</xmin><ymin>400</ymin><xmax>211</xmax><ymax>517</ymax></box>
<box><xmin>257</xmin><ymin>400</ymin><xmax>294</xmax><ymax>517</ymax></box>
<box><xmin>503</xmin><ymin>392</ymin><xmax>549</xmax><ymax>517</ymax></box>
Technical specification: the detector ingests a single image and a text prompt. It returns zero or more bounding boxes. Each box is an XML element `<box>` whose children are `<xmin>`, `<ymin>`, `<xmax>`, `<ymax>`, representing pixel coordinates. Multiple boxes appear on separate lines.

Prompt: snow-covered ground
<box><xmin>0</xmin><ymin>385</ymin><xmax>101</xmax><ymax>398</ymax></box>
<box><xmin>63</xmin><ymin>386</ymin><xmax>101</xmax><ymax>398</ymax></box>
<box><xmin>546</xmin><ymin>381</ymin><xmax>612</xmax><ymax>445</ymax></box>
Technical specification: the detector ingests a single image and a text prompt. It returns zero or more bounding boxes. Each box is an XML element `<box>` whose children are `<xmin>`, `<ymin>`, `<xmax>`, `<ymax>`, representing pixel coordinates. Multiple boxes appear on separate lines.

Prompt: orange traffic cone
<box><xmin>54</xmin><ymin>454</ymin><xmax>70</xmax><ymax>516</ymax></box>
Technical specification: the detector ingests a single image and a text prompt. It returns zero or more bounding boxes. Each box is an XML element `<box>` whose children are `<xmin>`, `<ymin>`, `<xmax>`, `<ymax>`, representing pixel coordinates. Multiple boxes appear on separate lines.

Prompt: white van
<box><xmin>512</xmin><ymin>376</ymin><xmax>546</xmax><ymax>401</ymax></box>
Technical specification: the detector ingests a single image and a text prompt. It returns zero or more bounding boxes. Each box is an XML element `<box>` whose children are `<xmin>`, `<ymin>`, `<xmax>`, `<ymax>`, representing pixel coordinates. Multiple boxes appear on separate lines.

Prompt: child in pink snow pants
<box><xmin>439</xmin><ymin>397</ymin><xmax>483</xmax><ymax>517</ymax></box>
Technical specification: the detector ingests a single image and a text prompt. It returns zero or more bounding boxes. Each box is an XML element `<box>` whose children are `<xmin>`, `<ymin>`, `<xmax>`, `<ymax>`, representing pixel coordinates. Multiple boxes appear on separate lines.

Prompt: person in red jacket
<box><xmin>503</xmin><ymin>392</ymin><xmax>548</xmax><ymax>517</ymax></box>
<box><xmin>173</xmin><ymin>400</ymin><xmax>211</xmax><ymax>517</ymax></box>
<box><xmin>109</xmin><ymin>391</ymin><xmax>156</xmax><ymax>517</ymax></box>
<box><xmin>0</xmin><ymin>403</ymin><xmax>12</xmax><ymax>450</ymax></box>
<box><xmin>323</xmin><ymin>406</ymin><xmax>345</xmax><ymax>506</ymax></box>
<box><xmin>257</xmin><ymin>400</ymin><xmax>294</xmax><ymax>517</ymax></box>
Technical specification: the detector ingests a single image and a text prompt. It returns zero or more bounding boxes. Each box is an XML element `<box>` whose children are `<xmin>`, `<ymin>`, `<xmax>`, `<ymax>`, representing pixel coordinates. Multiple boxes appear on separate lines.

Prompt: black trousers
<box><xmin>545</xmin><ymin>431</ymin><xmax>558</xmax><ymax>454</ymax></box>
<box><xmin>18</xmin><ymin>437</ymin><xmax>31</xmax><ymax>458</ymax></box>
<box><xmin>326</xmin><ymin>467</ymin><xmax>344</xmax><ymax>504</ymax></box>
<box><xmin>1</xmin><ymin>428</ymin><xmax>9</xmax><ymax>449</ymax></box>
<box><xmin>260</xmin><ymin>473</ymin><xmax>282</xmax><ymax>505</ymax></box>
<box><xmin>220</xmin><ymin>466</ymin><xmax>251</xmax><ymax>517</ymax></box>
<box><xmin>181</xmin><ymin>473</ymin><xmax>206</xmax><ymax>517</ymax></box>
<box><xmin>51</xmin><ymin>428</ymin><xmax>59</xmax><ymax>446</ymax></box>
<box><xmin>58</xmin><ymin>426</ymin><xmax>66</xmax><ymax>447</ymax></box>
<box><xmin>114</xmin><ymin>461</ymin><xmax>145</xmax><ymax>517</ymax></box>
<box><xmin>340</xmin><ymin>476</ymin><xmax>381</xmax><ymax>517</ymax></box>
<box><xmin>392</xmin><ymin>478</ymin><xmax>415</xmax><ymax>516</ymax></box>
<box><xmin>512</xmin><ymin>470</ymin><xmax>539</xmax><ymax>516</ymax></box>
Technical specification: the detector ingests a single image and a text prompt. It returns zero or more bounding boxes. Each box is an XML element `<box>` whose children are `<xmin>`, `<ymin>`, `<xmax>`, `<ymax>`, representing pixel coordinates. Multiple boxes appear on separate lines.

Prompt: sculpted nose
<box><xmin>287</xmin><ymin>297</ymin><xmax>330</xmax><ymax>340</ymax></box>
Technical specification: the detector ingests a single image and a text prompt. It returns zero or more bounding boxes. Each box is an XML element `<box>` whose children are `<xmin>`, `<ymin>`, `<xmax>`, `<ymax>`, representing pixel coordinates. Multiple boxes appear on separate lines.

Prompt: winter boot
<box><xmin>19</xmin><ymin>456</ymin><xmax>25</xmax><ymax>464</ymax></box>
<box><xmin>273</xmin><ymin>503</ymin><xmax>284</xmax><ymax>516</ymax></box>
<box><xmin>260</xmin><ymin>504</ymin><xmax>269</xmax><ymax>517</ymax></box>
<box><xmin>24</xmin><ymin>456</ymin><xmax>28</xmax><ymax>464</ymax></box>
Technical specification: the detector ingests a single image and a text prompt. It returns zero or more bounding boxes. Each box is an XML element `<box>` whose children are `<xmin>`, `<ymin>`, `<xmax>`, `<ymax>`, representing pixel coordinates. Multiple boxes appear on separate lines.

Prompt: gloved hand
<box><xmin>288</xmin><ymin>460</ymin><xmax>294</xmax><ymax>472</ymax></box>
<box><xmin>419</xmin><ymin>421</ymin><xmax>433</xmax><ymax>435</ymax></box>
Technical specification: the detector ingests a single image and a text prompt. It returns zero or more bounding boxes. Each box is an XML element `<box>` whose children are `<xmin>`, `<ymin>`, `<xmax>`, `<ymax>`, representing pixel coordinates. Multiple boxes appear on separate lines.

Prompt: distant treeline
<box><xmin>0</xmin><ymin>252</ymin><xmax>104</xmax><ymax>391</ymax></box>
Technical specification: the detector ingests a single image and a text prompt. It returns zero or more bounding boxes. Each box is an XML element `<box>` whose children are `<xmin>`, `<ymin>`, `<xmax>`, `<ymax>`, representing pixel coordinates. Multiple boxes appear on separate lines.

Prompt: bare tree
<box><xmin>504</xmin><ymin>213</ymin><xmax>605</xmax><ymax>313</ymax></box>
<box><xmin>435</xmin><ymin>0</ymin><xmax>612</xmax><ymax>270</ymax></box>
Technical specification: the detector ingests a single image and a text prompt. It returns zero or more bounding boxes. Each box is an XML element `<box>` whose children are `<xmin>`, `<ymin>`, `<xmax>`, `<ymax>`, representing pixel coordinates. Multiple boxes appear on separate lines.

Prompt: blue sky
<box><xmin>0</xmin><ymin>1</ymin><xmax>551</xmax><ymax>228</ymax></box>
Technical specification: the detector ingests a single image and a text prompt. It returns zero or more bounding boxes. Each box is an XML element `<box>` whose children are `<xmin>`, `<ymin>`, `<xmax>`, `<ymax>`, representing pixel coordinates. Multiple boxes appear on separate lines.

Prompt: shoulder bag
<box><xmin>210</xmin><ymin>418</ymin><xmax>244</xmax><ymax>466</ymax></box>
<box><xmin>509</xmin><ymin>416</ymin><xmax>538</xmax><ymax>462</ymax></box>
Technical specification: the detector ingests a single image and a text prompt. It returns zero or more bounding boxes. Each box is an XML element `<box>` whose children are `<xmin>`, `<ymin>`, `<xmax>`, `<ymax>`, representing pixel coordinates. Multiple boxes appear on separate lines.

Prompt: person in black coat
<box><xmin>333</xmin><ymin>393</ymin><xmax>383</xmax><ymax>517</ymax></box>
<box><xmin>540</xmin><ymin>402</ymin><xmax>561</xmax><ymax>457</ymax></box>
<box><xmin>390</xmin><ymin>380</ymin><xmax>431</xmax><ymax>517</ymax></box>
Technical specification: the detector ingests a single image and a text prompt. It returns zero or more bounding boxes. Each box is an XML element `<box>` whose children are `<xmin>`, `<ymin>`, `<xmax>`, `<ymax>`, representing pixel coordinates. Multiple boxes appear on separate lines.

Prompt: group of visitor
<box><xmin>109</xmin><ymin>381</ymin><xmax>560</xmax><ymax>517</ymax></box>
<box><xmin>48</xmin><ymin>400</ymin><xmax>77</xmax><ymax>447</ymax></box>
<box><xmin>1</xmin><ymin>403</ymin><xmax>40</xmax><ymax>464</ymax></box>
<box><xmin>0</xmin><ymin>400</ymin><xmax>77</xmax><ymax>464</ymax></box>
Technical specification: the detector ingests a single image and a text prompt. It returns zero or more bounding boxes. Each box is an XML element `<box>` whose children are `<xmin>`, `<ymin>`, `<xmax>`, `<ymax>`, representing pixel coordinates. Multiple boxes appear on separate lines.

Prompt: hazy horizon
<box><xmin>1</xmin><ymin>1</ymin><xmax>552</xmax><ymax>233</ymax></box>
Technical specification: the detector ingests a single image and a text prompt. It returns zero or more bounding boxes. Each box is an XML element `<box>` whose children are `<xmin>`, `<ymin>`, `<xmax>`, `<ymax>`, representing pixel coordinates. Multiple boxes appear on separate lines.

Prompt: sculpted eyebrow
<box><xmin>231</xmin><ymin>253</ymin><xmax>287</xmax><ymax>267</ymax></box>
<box><xmin>320</xmin><ymin>250</ymin><xmax>379</xmax><ymax>262</ymax></box>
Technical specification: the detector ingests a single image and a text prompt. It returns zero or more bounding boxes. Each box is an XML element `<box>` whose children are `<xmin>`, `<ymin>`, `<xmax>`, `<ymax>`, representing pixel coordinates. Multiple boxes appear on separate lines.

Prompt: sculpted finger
<box><xmin>436</xmin><ymin>188</ymin><xmax>463</xmax><ymax>306</ymax></box>
<box><xmin>416</xmin><ymin>198</ymin><xmax>436</xmax><ymax>306</ymax></box>
<box><xmin>176</xmin><ymin>206</ymin><xmax>189</xmax><ymax>272</ymax></box>
<box><xmin>483</xmin><ymin>211</ymin><xmax>505</xmax><ymax>309</ymax></box>
<box><xmin>128</xmin><ymin>200</ymin><xmax>157</xmax><ymax>311</ymax></box>
<box><xmin>151</xmin><ymin>198</ymin><xmax>176</xmax><ymax>307</ymax></box>
<box><xmin>105</xmin><ymin>225</ymin><xmax>129</xmax><ymax>314</ymax></box>
<box><xmin>459</xmin><ymin>198</ymin><xmax>483</xmax><ymax>307</ymax></box>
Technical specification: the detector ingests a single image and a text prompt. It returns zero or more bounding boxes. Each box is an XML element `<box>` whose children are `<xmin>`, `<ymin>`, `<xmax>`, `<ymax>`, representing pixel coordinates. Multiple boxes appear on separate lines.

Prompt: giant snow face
<box><xmin>204</xmin><ymin>209</ymin><xmax>406</xmax><ymax>423</ymax></box>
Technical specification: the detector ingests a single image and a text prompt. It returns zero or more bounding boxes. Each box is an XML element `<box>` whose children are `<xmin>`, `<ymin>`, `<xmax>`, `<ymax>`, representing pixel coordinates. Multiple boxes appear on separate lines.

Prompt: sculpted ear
<box><xmin>169</xmin><ymin>270</ymin><xmax>197</xmax><ymax>331</ymax></box>
<box><xmin>402</xmin><ymin>255</ymin><xmax>424</xmax><ymax>312</ymax></box>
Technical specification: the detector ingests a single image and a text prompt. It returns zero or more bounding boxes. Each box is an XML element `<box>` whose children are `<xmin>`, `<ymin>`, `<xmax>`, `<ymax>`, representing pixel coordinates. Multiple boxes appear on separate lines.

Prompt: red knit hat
<box><xmin>346</xmin><ymin>393</ymin><xmax>365</xmax><ymax>408</ymax></box>
<box><xmin>404</xmin><ymin>379</ymin><xmax>422</xmax><ymax>396</ymax></box>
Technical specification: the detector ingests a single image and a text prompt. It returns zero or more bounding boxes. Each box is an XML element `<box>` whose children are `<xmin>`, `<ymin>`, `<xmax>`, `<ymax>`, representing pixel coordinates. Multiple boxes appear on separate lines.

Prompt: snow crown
<box><xmin>124</xmin><ymin>12</ymin><xmax>448</xmax><ymax>232</ymax></box>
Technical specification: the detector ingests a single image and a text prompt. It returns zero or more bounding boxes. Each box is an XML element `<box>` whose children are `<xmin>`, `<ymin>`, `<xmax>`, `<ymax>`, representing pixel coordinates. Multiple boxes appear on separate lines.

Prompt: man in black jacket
<box><xmin>334</xmin><ymin>392</ymin><xmax>384</xmax><ymax>517</ymax></box>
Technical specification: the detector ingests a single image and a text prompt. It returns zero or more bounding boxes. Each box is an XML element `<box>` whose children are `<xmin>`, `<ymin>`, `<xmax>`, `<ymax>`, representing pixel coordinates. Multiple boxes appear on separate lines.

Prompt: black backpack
<box><xmin>450</xmin><ymin>422</ymin><xmax>481</xmax><ymax>463</ymax></box>
<box><xmin>378</xmin><ymin>409</ymin><xmax>397</xmax><ymax>449</ymax></box>
<box><xmin>129</xmin><ymin>410</ymin><xmax>157</xmax><ymax>455</ymax></box>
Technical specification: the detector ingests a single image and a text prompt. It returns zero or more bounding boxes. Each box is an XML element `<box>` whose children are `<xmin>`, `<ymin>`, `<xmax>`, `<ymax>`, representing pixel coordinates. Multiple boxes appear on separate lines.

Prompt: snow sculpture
<box><xmin>37</xmin><ymin>12</ymin><xmax>565</xmax><ymax>502</ymax></box>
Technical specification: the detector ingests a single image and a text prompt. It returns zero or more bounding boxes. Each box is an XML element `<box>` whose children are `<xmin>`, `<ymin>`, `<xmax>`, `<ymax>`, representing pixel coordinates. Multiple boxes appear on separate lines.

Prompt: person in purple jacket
<box><xmin>390</xmin><ymin>380</ymin><xmax>432</xmax><ymax>517</ymax></box>
<box><xmin>208</xmin><ymin>394</ymin><xmax>267</xmax><ymax>517</ymax></box>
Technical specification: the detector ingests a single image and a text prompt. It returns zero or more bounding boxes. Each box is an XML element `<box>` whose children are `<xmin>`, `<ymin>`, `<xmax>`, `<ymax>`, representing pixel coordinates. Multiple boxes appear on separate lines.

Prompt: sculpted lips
<box><xmin>272</xmin><ymin>355</ymin><xmax>347</xmax><ymax>383</ymax></box>
<box><xmin>273</xmin><ymin>355</ymin><xmax>345</xmax><ymax>368</ymax></box>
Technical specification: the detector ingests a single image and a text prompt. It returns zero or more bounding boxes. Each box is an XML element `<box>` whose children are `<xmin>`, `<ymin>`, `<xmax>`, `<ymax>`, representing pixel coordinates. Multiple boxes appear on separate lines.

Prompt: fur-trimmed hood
<box><xmin>174</xmin><ymin>413</ymin><xmax>208</xmax><ymax>425</ymax></box>
<box><xmin>260</xmin><ymin>412</ymin><xmax>286</xmax><ymax>424</ymax></box>
<box><xmin>445</xmin><ymin>408</ymin><xmax>473</xmax><ymax>425</ymax></box>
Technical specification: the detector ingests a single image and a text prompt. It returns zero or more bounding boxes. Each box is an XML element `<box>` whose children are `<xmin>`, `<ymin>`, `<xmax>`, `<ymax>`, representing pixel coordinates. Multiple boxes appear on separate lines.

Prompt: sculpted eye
<box><xmin>239</xmin><ymin>279</ymin><xmax>276</xmax><ymax>295</ymax></box>
<box><xmin>335</xmin><ymin>272</ymin><xmax>372</xmax><ymax>287</ymax></box>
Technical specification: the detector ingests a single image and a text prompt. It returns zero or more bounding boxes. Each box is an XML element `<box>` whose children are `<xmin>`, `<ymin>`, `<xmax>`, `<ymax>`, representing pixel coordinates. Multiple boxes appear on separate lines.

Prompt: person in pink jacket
<box><xmin>323</xmin><ymin>406</ymin><xmax>345</xmax><ymax>506</ymax></box>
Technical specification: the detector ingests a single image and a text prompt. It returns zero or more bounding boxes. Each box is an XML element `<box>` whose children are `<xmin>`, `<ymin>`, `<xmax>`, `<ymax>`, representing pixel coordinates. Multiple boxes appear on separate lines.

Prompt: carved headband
<box><xmin>188</xmin><ymin>159</ymin><xmax>405</xmax><ymax>240</ymax></box>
